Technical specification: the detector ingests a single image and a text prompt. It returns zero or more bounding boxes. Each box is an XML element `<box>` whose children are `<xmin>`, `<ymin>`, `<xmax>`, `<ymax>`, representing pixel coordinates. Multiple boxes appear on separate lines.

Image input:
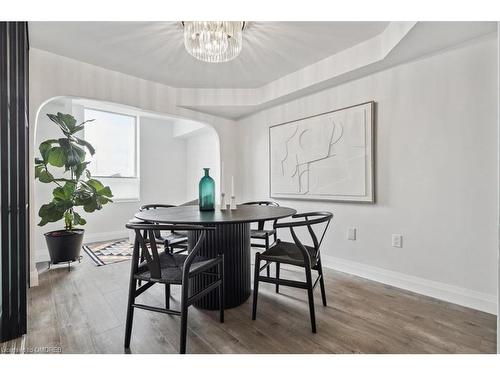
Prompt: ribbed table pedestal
<box><xmin>188</xmin><ymin>222</ymin><xmax>251</xmax><ymax>310</ymax></box>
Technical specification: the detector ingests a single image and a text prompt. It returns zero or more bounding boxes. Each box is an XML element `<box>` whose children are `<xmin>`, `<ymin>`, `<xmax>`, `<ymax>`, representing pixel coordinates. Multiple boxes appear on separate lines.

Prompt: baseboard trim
<box><xmin>35</xmin><ymin>229</ymin><xmax>129</xmax><ymax>263</ymax></box>
<box><xmin>29</xmin><ymin>269</ymin><xmax>39</xmax><ymax>287</ymax></box>
<box><xmin>321</xmin><ymin>255</ymin><xmax>497</xmax><ymax>315</ymax></box>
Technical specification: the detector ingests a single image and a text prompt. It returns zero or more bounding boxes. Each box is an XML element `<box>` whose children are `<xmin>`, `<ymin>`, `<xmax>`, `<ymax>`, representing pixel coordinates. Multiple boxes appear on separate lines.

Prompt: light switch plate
<box><xmin>392</xmin><ymin>234</ymin><xmax>403</xmax><ymax>248</ymax></box>
<box><xmin>348</xmin><ymin>228</ymin><xmax>356</xmax><ymax>241</ymax></box>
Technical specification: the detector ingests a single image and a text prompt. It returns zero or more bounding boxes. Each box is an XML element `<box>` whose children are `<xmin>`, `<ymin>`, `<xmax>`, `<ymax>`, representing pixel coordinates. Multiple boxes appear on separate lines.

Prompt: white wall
<box><xmin>185</xmin><ymin>129</ymin><xmax>220</xmax><ymax>201</ymax></box>
<box><xmin>29</xmin><ymin>48</ymin><xmax>238</xmax><ymax>280</ymax></box>
<box><xmin>29</xmin><ymin>38</ymin><xmax>498</xmax><ymax>314</ymax></box>
<box><xmin>140</xmin><ymin>117</ymin><xmax>188</xmax><ymax>206</ymax></box>
<box><xmin>34</xmin><ymin>100</ymin><xmax>218</xmax><ymax>262</ymax></box>
<box><xmin>236</xmin><ymin>36</ymin><xmax>498</xmax><ymax>313</ymax></box>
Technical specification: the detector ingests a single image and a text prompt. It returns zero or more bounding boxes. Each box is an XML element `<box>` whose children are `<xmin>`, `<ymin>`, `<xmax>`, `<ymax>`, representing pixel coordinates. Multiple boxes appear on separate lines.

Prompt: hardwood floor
<box><xmin>17</xmin><ymin>251</ymin><xmax>497</xmax><ymax>354</ymax></box>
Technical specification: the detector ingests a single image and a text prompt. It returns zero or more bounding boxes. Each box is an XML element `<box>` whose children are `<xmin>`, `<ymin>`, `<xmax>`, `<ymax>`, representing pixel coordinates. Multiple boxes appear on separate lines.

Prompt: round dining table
<box><xmin>134</xmin><ymin>204</ymin><xmax>296</xmax><ymax>310</ymax></box>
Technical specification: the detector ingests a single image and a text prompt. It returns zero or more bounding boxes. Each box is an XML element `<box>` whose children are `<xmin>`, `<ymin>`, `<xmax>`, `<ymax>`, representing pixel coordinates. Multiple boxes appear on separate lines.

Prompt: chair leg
<box><xmin>265</xmin><ymin>237</ymin><xmax>270</xmax><ymax>277</ymax></box>
<box><xmin>180</xmin><ymin>283</ymin><xmax>189</xmax><ymax>354</ymax></box>
<box><xmin>124</xmin><ymin>277</ymin><xmax>137</xmax><ymax>348</ymax></box>
<box><xmin>165</xmin><ymin>284</ymin><xmax>170</xmax><ymax>309</ymax></box>
<box><xmin>138</xmin><ymin>255</ymin><xmax>144</xmax><ymax>287</ymax></box>
<box><xmin>218</xmin><ymin>256</ymin><xmax>225</xmax><ymax>323</ymax></box>
<box><xmin>317</xmin><ymin>258</ymin><xmax>327</xmax><ymax>307</ymax></box>
<box><xmin>138</xmin><ymin>232</ymin><xmax>147</xmax><ymax>287</ymax></box>
<box><xmin>275</xmin><ymin>262</ymin><xmax>280</xmax><ymax>293</ymax></box>
<box><xmin>252</xmin><ymin>252</ymin><xmax>261</xmax><ymax>320</ymax></box>
<box><xmin>305</xmin><ymin>267</ymin><xmax>317</xmax><ymax>333</ymax></box>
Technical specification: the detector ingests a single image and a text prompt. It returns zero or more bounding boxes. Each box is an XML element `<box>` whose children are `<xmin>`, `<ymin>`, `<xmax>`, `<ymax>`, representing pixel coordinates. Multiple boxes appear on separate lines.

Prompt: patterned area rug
<box><xmin>83</xmin><ymin>239</ymin><xmax>133</xmax><ymax>266</ymax></box>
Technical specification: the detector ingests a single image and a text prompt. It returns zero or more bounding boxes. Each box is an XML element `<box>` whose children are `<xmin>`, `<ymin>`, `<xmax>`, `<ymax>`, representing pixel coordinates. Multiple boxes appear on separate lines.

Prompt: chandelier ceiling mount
<box><xmin>182</xmin><ymin>21</ymin><xmax>245</xmax><ymax>63</ymax></box>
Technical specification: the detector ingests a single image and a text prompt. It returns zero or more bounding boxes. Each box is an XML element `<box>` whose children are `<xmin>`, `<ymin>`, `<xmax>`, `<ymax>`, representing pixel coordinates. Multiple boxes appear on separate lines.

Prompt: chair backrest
<box><xmin>274</xmin><ymin>211</ymin><xmax>333</xmax><ymax>267</ymax></box>
<box><xmin>242</xmin><ymin>200</ymin><xmax>279</xmax><ymax>207</ymax></box>
<box><xmin>139</xmin><ymin>204</ymin><xmax>176</xmax><ymax>211</ymax></box>
<box><xmin>242</xmin><ymin>201</ymin><xmax>279</xmax><ymax>230</ymax></box>
<box><xmin>138</xmin><ymin>204</ymin><xmax>177</xmax><ymax>240</ymax></box>
<box><xmin>125</xmin><ymin>222</ymin><xmax>214</xmax><ymax>280</ymax></box>
<box><xmin>180</xmin><ymin>199</ymin><xmax>198</xmax><ymax>206</ymax></box>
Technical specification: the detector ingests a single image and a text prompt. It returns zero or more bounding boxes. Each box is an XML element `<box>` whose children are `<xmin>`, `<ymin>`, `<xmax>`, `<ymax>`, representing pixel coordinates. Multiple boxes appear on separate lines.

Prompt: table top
<box><xmin>134</xmin><ymin>205</ymin><xmax>297</xmax><ymax>225</ymax></box>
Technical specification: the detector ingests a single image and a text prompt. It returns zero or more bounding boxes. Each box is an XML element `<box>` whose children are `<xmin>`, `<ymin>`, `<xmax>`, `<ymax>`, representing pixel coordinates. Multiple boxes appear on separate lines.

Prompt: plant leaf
<box><xmin>37</xmin><ymin>169</ymin><xmax>54</xmax><ymax>183</ymax></box>
<box><xmin>97</xmin><ymin>196</ymin><xmax>112</xmax><ymax>205</ymax></box>
<box><xmin>97</xmin><ymin>186</ymin><xmax>113</xmax><ymax>198</ymax></box>
<box><xmin>83</xmin><ymin>197</ymin><xmax>98</xmax><ymax>212</ymax></box>
<box><xmin>74</xmin><ymin>137</ymin><xmax>96</xmax><ymax>155</ymax></box>
<box><xmin>64</xmin><ymin>210</ymin><xmax>74</xmax><ymax>230</ymax></box>
<box><xmin>38</xmin><ymin>202</ymin><xmax>65</xmax><ymax>226</ymax></box>
<box><xmin>73</xmin><ymin>212</ymin><xmax>86</xmax><ymax>226</ymax></box>
<box><xmin>57</xmin><ymin>112</ymin><xmax>77</xmax><ymax>132</ymax></box>
<box><xmin>52</xmin><ymin>186</ymin><xmax>67</xmax><ymax>201</ymax></box>
<box><xmin>72</xmin><ymin>119</ymin><xmax>95</xmax><ymax>135</ymax></box>
<box><xmin>47</xmin><ymin>113</ymin><xmax>68</xmax><ymax>130</ymax></box>
<box><xmin>86</xmin><ymin>179</ymin><xmax>105</xmax><ymax>192</ymax></box>
<box><xmin>74</xmin><ymin>161</ymin><xmax>90</xmax><ymax>180</ymax></box>
<box><xmin>47</xmin><ymin>113</ymin><xmax>70</xmax><ymax>135</ymax></box>
<box><xmin>35</xmin><ymin>164</ymin><xmax>44</xmax><ymax>179</ymax></box>
<box><xmin>63</xmin><ymin>181</ymin><xmax>76</xmax><ymax>196</ymax></box>
<box><xmin>39</xmin><ymin>139</ymin><xmax>58</xmax><ymax>162</ymax></box>
<box><xmin>47</xmin><ymin>147</ymin><xmax>66</xmax><ymax>167</ymax></box>
<box><xmin>52</xmin><ymin>181</ymin><xmax>76</xmax><ymax>202</ymax></box>
<box><xmin>58</xmin><ymin>138</ymin><xmax>86</xmax><ymax>167</ymax></box>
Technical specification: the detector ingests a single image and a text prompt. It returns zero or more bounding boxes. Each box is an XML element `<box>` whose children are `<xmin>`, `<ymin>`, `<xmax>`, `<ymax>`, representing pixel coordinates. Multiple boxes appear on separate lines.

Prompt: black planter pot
<box><xmin>45</xmin><ymin>229</ymin><xmax>84</xmax><ymax>264</ymax></box>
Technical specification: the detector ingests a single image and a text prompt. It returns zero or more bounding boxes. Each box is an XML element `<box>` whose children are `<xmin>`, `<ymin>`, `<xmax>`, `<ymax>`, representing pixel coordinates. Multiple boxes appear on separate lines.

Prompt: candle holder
<box><xmin>220</xmin><ymin>192</ymin><xmax>227</xmax><ymax>210</ymax></box>
<box><xmin>230</xmin><ymin>196</ymin><xmax>237</xmax><ymax>210</ymax></box>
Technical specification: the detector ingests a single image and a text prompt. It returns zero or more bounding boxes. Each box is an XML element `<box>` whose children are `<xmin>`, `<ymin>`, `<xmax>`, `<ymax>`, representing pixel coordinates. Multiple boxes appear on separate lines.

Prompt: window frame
<box><xmin>83</xmin><ymin>107</ymin><xmax>139</xmax><ymax>180</ymax></box>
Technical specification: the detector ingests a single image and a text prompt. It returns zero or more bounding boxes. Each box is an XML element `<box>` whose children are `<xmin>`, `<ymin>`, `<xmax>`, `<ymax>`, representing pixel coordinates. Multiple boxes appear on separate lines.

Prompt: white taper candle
<box><xmin>221</xmin><ymin>161</ymin><xmax>225</xmax><ymax>193</ymax></box>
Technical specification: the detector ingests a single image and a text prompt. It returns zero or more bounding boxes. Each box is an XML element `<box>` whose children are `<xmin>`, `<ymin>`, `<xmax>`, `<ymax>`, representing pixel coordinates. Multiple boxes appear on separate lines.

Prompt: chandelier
<box><xmin>183</xmin><ymin>21</ymin><xmax>245</xmax><ymax>63</ymax></box>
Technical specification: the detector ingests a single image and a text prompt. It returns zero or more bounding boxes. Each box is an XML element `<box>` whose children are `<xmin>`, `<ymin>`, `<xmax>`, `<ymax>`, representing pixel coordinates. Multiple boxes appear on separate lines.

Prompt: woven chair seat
<box><xmin>250</xmin><ymin>228</ymin><xmax>276</xmax><ymax>239</ymax></box>
<box><xmin>136</xmin><ymin>252</ymin><xmax>218</xmax><ymax>284</ymax></box>
<box><xmin>259</xmin><ymin>241</ymin><xmax>317</xmax><ymax>267</ymax></box>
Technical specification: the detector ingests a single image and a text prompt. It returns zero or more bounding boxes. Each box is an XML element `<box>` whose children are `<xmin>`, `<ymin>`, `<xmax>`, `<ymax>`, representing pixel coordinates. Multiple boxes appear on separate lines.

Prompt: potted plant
<box><xmin>35</xmin><ymin>112</ymin><xmax>113</xmax><ymax>264</ymax></box>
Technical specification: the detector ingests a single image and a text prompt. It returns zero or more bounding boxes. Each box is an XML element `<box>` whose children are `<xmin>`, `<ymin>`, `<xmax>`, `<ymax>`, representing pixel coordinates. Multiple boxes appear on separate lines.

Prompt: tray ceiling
<box><xmin>29</xmin><ymin>21</ymin><xmax>389</xmax><ymax>89</ymax></box>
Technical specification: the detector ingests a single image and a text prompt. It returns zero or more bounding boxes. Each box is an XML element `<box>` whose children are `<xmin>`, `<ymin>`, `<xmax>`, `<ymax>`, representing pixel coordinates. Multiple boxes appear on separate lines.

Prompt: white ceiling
<box><xmin>174</xmin><ymin>21</ymin><xmax>497</xmax><ymax>118</ymax></box>
<box><xmin>28</xmin><ymin>21</ymin><xmax>389</xmax><ymax>89</ymax></box>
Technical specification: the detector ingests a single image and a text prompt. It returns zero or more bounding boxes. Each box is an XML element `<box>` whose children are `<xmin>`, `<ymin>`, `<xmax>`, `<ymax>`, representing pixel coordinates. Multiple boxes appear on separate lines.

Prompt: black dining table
<box><xmin>134</xmin><ymin>204</ymin><xmax>296</xmax><ymax>310</ymax></box>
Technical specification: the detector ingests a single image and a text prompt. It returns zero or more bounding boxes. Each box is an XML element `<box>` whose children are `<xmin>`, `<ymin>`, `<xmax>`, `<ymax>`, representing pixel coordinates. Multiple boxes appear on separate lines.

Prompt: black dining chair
<box><xmin>242</xmin><ymin>201</ymin><xmax>279</xmax><ymax>277</ymax></box>
<box><xmin>180</xmin><ymin>199</ymin><xmax>198</xmax><ymax>206</ymax></box>
<box><xmin>124</xmin><ymin>222</ymin><xmax>224</xmax><ymax>354</ymax></box>
<box><xmin>139</xmin><ymin>204</ymin><xmax>188</xmax><ymax>253</ymax></box>
<box><xmin>251</xmin><ymin>211</ymin><xmax>333</xmax><ymax>333</ymax></box>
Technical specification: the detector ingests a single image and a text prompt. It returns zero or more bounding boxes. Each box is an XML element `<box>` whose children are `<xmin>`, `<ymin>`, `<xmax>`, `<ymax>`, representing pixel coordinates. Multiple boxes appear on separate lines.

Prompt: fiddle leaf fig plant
<box><xmin>35</xmin><ymin>112</ymin><xmax>113</xmax><ymax>230</ymax></box>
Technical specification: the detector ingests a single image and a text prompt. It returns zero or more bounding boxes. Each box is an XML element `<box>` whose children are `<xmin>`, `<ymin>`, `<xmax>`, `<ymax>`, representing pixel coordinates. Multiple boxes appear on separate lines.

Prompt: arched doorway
<box><xmin>32</xmin><ymin>96</ymin><xmax>221</xmax><ymax>264</ymax></box>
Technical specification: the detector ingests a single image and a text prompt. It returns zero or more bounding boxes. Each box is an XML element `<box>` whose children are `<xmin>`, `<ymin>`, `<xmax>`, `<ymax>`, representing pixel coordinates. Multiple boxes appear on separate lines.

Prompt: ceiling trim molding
<box><xmin>30</xmin><ymin>21</ymin><xmax>497</xmax><ymax>120</ymax></box>
<box><xmin>176</xmin><ymin>22</ymin><xmax>416</xmax><ymax>110</ymax></box>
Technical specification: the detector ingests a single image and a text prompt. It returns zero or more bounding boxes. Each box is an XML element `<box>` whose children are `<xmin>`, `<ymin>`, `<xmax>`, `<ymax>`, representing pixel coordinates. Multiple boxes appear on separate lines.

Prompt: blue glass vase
<box><xmin>199</xmin><ymin>168</ymin><xmax>215</xmax><ymax>211</ymax></box>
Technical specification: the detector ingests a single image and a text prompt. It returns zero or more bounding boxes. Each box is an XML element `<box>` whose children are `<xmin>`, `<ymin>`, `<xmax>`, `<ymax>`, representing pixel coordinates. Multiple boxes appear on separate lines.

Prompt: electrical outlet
<box><xmin>392</xmin><ymin>234</ymin><xmax>403</xmax><ymax>248</ymax></box>
<box><xmin>348</xmin><ymin>228</ymin><xmax>356</xmax><ymax>241</ymax></box>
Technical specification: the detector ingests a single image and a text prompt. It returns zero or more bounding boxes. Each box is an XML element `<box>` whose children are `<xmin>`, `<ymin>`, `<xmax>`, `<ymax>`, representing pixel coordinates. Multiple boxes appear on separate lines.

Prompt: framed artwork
<box><xmin>269</xmin><ymin>101</ymin><xmax>375</xmax><ymax>203</ymax></box>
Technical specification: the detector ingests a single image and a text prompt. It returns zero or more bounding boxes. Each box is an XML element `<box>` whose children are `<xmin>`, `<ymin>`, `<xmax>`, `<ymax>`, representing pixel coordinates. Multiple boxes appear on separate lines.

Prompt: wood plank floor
<box><xmin>19</xmin><ymin>252</ymin><xmax>497</xmax><ymax>354</ymax></box>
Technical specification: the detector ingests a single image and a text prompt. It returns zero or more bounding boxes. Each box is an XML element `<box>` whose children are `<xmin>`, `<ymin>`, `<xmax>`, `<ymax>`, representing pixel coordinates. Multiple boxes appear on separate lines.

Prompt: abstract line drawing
<box><xmin>280</xmin><ymin>124</ymin><xmax>298</xmax><ymax>176</ymax></box>
<box><xmin>269</xmin><ymin>102</ymin><xmax>374</xmax><ymax>202</ymax></box>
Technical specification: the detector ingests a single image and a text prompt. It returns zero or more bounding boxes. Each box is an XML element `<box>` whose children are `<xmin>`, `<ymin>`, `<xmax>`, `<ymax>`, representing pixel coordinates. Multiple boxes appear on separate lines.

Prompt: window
<box><xmin>84</xmin><ymin>109</ymin><xmax>137</xmax><ymax>178</ymax></box>
<box><xmin>84</xmin><ymin>108</ymin><xmax>140</xmax><ymax>201</ymax></box>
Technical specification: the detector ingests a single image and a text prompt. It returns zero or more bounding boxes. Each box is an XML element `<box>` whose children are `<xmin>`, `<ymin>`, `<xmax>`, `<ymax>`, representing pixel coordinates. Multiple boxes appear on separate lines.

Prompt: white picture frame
<box><xmin>269</xmin><ymin>101</ymin><xmax>375</xmax><ymax>203</ymax></box>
